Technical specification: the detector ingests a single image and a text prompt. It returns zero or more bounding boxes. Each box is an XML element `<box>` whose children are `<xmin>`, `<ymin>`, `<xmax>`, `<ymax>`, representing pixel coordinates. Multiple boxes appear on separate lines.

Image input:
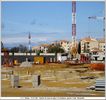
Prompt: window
<box><xmin>87</xmin><ymin>42</ymin><xmax>89</xmax><ymax>44</ymax></box>
<box><xmin>87</xmin><ymin>45</ymin><xmax>89</xmax><ymax>48</ymax></box>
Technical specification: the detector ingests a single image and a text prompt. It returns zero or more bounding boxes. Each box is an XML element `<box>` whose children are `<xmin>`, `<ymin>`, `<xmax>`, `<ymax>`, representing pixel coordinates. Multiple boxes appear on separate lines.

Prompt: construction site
<box><xmin>1</xmin><ymin>1</ymin><xmax>105</xmax><ymax>97</ymax></box>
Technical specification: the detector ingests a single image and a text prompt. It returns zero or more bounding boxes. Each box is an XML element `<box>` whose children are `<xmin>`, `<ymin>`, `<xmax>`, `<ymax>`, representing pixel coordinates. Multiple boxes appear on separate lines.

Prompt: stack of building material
<box><xmin>95</xmin><ymin>79</ymin><xmax>105</xmax><ymax>91</ymax></box>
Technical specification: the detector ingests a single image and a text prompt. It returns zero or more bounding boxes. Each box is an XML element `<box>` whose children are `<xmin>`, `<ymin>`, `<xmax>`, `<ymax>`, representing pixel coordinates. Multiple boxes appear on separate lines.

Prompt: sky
<box><xmin>1</xmin><ymin>1</ymin><xmax>105</xmax><ymax>48</ymax></box>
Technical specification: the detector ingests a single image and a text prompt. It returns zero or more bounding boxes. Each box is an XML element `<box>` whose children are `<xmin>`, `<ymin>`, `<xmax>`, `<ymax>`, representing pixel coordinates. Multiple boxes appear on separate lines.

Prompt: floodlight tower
<box><xmin>28</xmin><ymin>32</ymin><xmax>31</xmax><ymax>52</ymax></box>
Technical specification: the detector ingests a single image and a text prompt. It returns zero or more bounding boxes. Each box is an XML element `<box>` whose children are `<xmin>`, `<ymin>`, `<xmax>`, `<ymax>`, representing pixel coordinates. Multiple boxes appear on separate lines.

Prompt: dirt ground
<box><xmin>1</xmin><ymin>63</ymin><xmax>105</xmax><ymax>97</ymax></box>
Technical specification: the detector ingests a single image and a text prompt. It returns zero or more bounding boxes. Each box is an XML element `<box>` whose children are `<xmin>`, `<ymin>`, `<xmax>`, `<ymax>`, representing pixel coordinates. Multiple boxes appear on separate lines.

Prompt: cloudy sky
<box><xmin>1</xmin><ymin>1</ymin><xmax>105</xmax><ymax>48</ymax></box>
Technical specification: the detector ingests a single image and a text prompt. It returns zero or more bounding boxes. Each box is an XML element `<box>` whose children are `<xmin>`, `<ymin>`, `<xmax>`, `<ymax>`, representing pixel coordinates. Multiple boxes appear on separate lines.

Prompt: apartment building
<box><xmin>59</xmin><ymin>40</ymin><xmax>70</xmax><ymax>53</ymax></box>
<box><xmin>80</xmin><ymin>37</ymin><xmax>99</xmax><ymax>53</ymax></box>
<box><xmin>98</xmin><ymin>38</ymin><xmax>105</xmax><ymax>54</ymax></box>
<box><xmin>32</xmin><ymin>46</ymin><xmax>40</xmax><ymax>52</ymax></box>
<box><xmin>32</xmin><ymin>44</ymin><xmax>49</xmax><ymax>53</ymax></box>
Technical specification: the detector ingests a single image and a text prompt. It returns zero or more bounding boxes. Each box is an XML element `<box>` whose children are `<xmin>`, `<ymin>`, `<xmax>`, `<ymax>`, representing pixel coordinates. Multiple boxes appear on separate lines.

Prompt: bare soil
<box><xmin>1</xmin><ymin>63</ymin><xmax>105</xmax><ymax>97</ymax></box>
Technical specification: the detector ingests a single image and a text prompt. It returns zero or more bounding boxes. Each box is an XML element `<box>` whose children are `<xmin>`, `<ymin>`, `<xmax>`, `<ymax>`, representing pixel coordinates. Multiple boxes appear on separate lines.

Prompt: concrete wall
<box><xmin>1</xmin><ymin>53</ymin><xmax>57</xmax><ymax>65</ymax></box>
<box><xmin>91</xmin><ymin>52</ymin><xmax>105</xmax><ymax>61</ymax></box>
<box><xmin>57</xmin><ymin>53</ymin><xmax>68</xmax><ymax>62</ymax></box>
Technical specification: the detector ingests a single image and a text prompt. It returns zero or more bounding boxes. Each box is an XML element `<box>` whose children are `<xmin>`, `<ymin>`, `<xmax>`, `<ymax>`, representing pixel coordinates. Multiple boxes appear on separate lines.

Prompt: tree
<box><xmin>9</xmin><ymin>44</ymin><xmax>28</xmax><ymax>53</ymax></box>
<box><xmin>48</xmin><ymin>44</ymin><xmax>65</xmax><ymax>53</ymax></box>
<box><xmin>10</xmin><ymin>47</ymin><xmax>19</xmax><ymax>52</ymax></box>
<box><xmin>36</xmin><ymin>50</ymin><xmax>43</xmax><ymax>56</ymax></box>
<box><xmin>1</xmin><ymin>41</ymin><xmax>9</xmax><ymax>52</ymax></box>
<box><xmin>78</xmin><ymin>41</ymin><xmax>81</xmax><ymax>54</ymax></box>
<box><xmin>19</xmin><ymin>44</ymin><xmax>28</xmax><ymax>52</ymax></box>
<box><xmin>1</xmin><ymin>41</ymin><xmax>4</xmax><ymax>49</ymax></box>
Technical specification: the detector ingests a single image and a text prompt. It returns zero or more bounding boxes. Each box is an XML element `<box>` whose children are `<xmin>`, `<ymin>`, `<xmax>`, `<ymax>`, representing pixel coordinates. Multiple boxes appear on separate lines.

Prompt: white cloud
<box><xmin>2</xmin><ymin>37</ymin><xmax>27</xmax><ymax>44</ymax></box>
<box><xmin>2</xmin><ymin>35</ymin><xmax>50</xmax><ymax>45</ymax></box>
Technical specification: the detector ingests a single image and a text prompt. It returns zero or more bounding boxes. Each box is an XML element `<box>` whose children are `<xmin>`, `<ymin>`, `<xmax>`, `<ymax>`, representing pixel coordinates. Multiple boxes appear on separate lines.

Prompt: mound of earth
<box><xmin>20</xmin><ymin>61</ymin><xmax>32</xmax><ymax>67</ymax></box>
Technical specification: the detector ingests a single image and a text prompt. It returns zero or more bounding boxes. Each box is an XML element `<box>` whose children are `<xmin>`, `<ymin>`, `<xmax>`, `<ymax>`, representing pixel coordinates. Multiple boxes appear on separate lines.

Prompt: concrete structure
<box><xmin>11</xmin><ymin>75</ymin><xmax>19</xmax><ymax>88</ymax></box>
<box><xmin>57</xmin><ymin>53</ymin><xmax>68</xmax><ymax>62</ymax></box>
<box><xmin>32</xmin><ymin>75</ymin><xmax>41</xmax><ymax>87</ymax></box>
<box><xmin>1</xmin><ymin>53</ymin><xmax>57</xmax><ymax>65</ymax></box>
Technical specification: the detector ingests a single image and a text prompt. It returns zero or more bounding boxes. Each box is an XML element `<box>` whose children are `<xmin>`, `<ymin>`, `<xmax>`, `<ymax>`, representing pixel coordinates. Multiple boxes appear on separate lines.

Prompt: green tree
<box><xmin>1</xmin><ymin>41</ymin><xmax>4</xmax><ymax>49</ymax></box>
<box><xmin>78</xmin><ymin>41</ymin><xmax>81</xmax><ymax>54</ymax></box>
<box><xmin>36</xmin><ymin>50</ymin><xmax>43</xmax><ymax>56</ymax></box>
<box><xmin>19</xmin><ymin>44</ymin><xmax>28</xmax><ymax>52</ymax></box>
<box><xmin>10</xmin><ymin>47</ymin><xmax>19</xmax><ymax>52</ymax></box>
<box><xmin>48</xmin><ymin>44</ymin><xmax>65</xmax><ymax>53</ymax></box>
<box><xmin>9</xmin><ymin>44</ymin><xmax>28</xmax><ymax>53</ymax></box>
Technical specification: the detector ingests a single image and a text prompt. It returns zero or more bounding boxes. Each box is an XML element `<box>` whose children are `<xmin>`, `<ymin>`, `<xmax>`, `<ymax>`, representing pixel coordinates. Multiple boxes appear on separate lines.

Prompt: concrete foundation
<box><xmin>32</xmin><ymin>75</ymin><xmax>41</xmax><ymax>87</ymax></box>
<box><xmin>11</xmin><ymin>75</ymin><xmax>19</xmax><ymax>88</ymax></box>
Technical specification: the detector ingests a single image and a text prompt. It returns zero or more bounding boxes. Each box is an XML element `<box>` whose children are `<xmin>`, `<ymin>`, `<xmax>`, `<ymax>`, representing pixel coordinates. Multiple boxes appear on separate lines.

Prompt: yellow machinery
<box><xmin>70</xmin><ymin>46</ymin><xmax>77</xmax><ymax>58</ymax></box>
<box><xmin>14</xmin><ymin>59</ymin><xmax>19</xmax><ymax>65</ymax></box>
<box><xmin>34</xmin><ymin>56</ymin><xmax>44</xmax><ymax>64</ymax></box>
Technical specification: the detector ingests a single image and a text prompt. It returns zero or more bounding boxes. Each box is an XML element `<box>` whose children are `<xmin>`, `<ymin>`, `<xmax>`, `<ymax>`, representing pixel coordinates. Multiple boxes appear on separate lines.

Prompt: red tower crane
<box><xmin>70</xmin><ymin>1</ymin><xmax>77</xmax><ymax>58</ymax></box>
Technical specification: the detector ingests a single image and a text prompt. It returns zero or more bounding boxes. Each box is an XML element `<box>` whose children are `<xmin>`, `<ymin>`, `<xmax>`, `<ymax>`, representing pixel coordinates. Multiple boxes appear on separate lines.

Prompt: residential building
<box><xmin>39</xmin><ymin>44</ymin><xmax>49</xmax><ymax>53</ymax></box>
<box><xmin>32</xmin><ymin>44</ymin><xmax>49</xmax><ymax>53</ymax></box>
<box><xmin>59</xmin><ymin>40</ymin><xmax>70</xmax><ymax>53</ymax></box>
<box><xmin>98</xmin><ymin>38</ymin><xmax>105</xmax><ymax>54</ymax></box>
<box><xmin>32</xmin><ymin>46</ymin><xmax>40</xmax><ymax>52</ymax></box>
<box><xmin>80</xmin><ymin>37</ymin><xmax>99</xmax><ymax>53</ymax></box>
<box><xmin>88</xmin><ymin>38</ymin><xmax>105</xmax><ymax>61</ymax></box>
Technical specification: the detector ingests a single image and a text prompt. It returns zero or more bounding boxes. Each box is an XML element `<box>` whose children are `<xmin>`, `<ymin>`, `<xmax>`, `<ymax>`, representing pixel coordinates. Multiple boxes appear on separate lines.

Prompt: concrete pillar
<box><xmin>50</xmin><ymin>58</ymin><xmax>52</xmax><ymax>62</ymax></box>
<box><xmin>11</xmin><ymin>75</ymin><xmax>19</xmax><ymax>88</ymax></box>
<box><xmin>32</xmin><ymin>75</ymin><xmax>41</xmax><ymax>87</ymax></box>
<box><xmin>54</xmin><ymin>58</ymin><xmax>56</xmax><ymax>62</ymax></box>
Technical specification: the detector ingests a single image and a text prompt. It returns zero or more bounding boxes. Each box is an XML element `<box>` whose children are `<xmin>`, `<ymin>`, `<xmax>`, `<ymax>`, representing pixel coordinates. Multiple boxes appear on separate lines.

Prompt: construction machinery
<box><xmin>88</xmin><ymin>15</ymin><xmax>105</xmax><ymax>36</ymax></box>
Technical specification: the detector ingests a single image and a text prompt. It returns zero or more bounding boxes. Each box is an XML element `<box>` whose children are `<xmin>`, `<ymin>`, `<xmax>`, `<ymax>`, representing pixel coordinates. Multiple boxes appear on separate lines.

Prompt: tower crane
<box><xmin>70</xmin><ymin>1</ymin><xmax>77</xmax><ymax>59</ymax></box>
<box><xmin>88</xmin><ymin>16</ymin><xmax>105</xmax><ymax>35</ymax></box>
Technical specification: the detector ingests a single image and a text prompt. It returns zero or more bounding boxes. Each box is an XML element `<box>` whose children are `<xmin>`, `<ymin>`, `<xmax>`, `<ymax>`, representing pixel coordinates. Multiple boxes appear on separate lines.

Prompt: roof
<box><xmin>59</xmin><ymin>40</ymin><xmax>69</xmax><ymax>43</ymax></box>
<box><xmin>40</xmin><ymin>44</ymin><xmax>49</xmax><ymax>47</ymax></box>
<box><xmin>97</xmin><ymin>38</ymin><xmax>105</xmax><ymax>43</ymax></box>
<box><xmin>32</xmin><ymin>46</ymin><xmax>40</xmax><ymax>50</ymax></box>
<box><xmin>91</xmin><ymin>47</ymin><xmax>102</xmax><ymax>52</ymax></box>
<box><xmin>81</xmin><ymin>37</ymin><xmax>97</xmax><ymax>42</ymax></box>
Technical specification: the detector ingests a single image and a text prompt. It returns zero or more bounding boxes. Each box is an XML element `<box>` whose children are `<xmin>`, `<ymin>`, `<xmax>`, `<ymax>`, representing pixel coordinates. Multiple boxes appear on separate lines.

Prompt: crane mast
<box><xmin>70</xmin><ymin>1</ymin><xmax>77</xmax><ymax>58</ymax></box>
<box><xmin>72</xmin><ymin>1</ymin><xmax>76</xmax><ymax>42</ymax></box>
